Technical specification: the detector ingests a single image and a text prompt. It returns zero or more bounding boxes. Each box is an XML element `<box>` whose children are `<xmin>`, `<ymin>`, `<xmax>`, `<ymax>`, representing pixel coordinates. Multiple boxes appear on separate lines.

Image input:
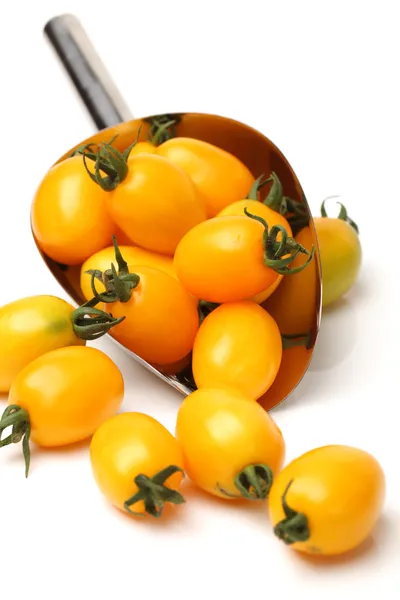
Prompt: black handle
<box><xmin>44</xmin><ymin>14</ymin><xmax>133</xmax><ymax>131</ymax></box>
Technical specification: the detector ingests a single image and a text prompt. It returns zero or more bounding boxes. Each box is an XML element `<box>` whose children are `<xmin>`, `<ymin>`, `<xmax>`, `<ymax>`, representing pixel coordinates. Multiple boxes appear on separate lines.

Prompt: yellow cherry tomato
<box><xmin>31</xmin><ymin>155</ymin><xmax>115</xmax><ymax>265</ymax></box>
<box><xmin>174</xmin><ymin>216</ymin><xmax>277</xmax><ymax>303</ymax></box>
<box><xmin>314</xmin><ymin>201</ymin><xmax>361</xmax><ymax>307</ymax></box>
<box><xmin>106</xmin><ymin>152</ymin><xmax>206</xmax><ymax>255</ymax></box>
<box><xmin>192</xmin><ymin>301</ymin><xmax>282</xmax><ymax>399</ymax></box>
<box><xmin>105</xmin><ymin>265</ymin><xmax>199</xmax><ymax>365</ymax></box>
<box><xmin>90</xmin><ymin>412</ymin><xmax>185</xmax><ymax>518</ymax></box>
<box><xmin>80</xmin><ymin>244</ymin><xmax>176</xmax><ymax>302</ymax></box>
<box><xmin>176</xmin><ymin>387</ymin><xmax>285</xmax><ymax>500</ymax></box>
<box><xmin>268</xmin><ymin>445</ymin><xmax>385</xmax><ymax>556</ymax></box>
<box><xmin>128</xmin><ymin>141</ymin><xmax>157</xmax><ymax>157</ymax></box>
<box><xmin>0</xmin><ymin>295</ymin><xmax>86</xmax><ymax>393</ymax></box>
<box><xmin>157</xmin><ymin>137</ymin><xmax>255</xmax><ymax>217</ymax></box>
<box><xmin>1</xmin><ymin>346</ymin><xmax>124</xmax><ymax>476</ymax></box>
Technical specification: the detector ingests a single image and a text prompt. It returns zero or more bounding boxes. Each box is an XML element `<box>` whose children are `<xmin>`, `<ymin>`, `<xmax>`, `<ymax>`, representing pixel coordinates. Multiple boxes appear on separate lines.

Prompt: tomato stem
<box><xmin>244</xmin><ymin>208</ymin><xmax>315</xmax><ymax>275</ymax></box>
<box><xmin>320</xmin><ymin>197</ymin><xmax>359</xmax><ymax>234</ymax></box>
<box><xmin>273</xmin><ymin>479</ymin><xmax>310</xmax><ymax>544</ymax></box>
<box><xmin>145</xmin><ymin>114</ymin><xmax>181</xmax><ymax>145</ymax></box>
<box><xmin>124</xmin><ymin>465</ymin><xmax>185</xmax><ymax>518</ymax></box>
<box><xmin>234</xmin><ymin>464</ymin><xmax>273</xmax><ymax>500</ymax></box>
<box><xmin>72</xmin><ymin>302</ymin><xmax>125</xmax><ymax>340</ymax></box>
<box><xmin>259</xmin><ymin>172</ymin><xmax>309</xmax><ymax>235</ymax></box>
<box><xmin>0</xmin><ymin>405</ymin><xmax>31</xmax><ymax>477</ymax></box>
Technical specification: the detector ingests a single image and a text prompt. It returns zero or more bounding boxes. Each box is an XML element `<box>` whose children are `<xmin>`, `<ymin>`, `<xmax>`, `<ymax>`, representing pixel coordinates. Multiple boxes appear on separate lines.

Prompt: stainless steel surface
<box><xmin>38</xmin><ymin>14</ymin><xmax>322</xmax><ymax>410</ymax></box>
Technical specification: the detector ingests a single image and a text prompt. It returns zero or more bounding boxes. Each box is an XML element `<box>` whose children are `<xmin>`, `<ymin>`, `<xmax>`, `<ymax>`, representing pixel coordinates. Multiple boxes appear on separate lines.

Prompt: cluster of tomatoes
<box><xmin>0</xmin><ymin>117</ymin><xmax>377</xmax><ymax>558</ymax></box>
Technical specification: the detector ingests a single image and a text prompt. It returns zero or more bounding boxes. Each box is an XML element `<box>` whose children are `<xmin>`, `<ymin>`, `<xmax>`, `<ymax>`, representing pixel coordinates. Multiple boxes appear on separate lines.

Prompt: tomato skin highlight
<box><xmin>105</xmin><ymin>266</ymin><xmax>199</xmax><ymax>365</ymax></box>
<box><xmin>192</xmin><ymin>301</ymin><xmax>282</xmax><ymax>400</ymax></box>
<box><xmin>0</xmin><ymin>295</ymin><xmax>85</xmax><ymax>393</ymax></box>
<box><xmin>31</xmin><ymin>156</ymin><xmax>114</xmax><ymax>265</ymax></box>
<box><xmin>108</xmin><ymin>153</ymin><xmax>206</xmax><ymax>256</ymax></box>
<box><xmin>174</xmin><ymin>216</ymin><xmax>279</xmax><ymax>303</ymax></box>
<box><xmin>157</xmin><ymin>137</ymin><xmax>254</xmax><ymax>217</ymax></box>
<box><xmin>90</xmin><ymin>412</ymin><xmax>184</xmax><ymax>516</ymax></box>
<box><xmin>8</xmin><ymin>346</ymin><xmax>124</xmax><ymax>447</ymax></box>
<box><xmin>80</xmin><ymin>244</ymin><xmax>177</xmax><ymax>302</ymax></box>
<box><xmin>268</xmin><ymin>445</ymin><xmax>386</xmax><ymax>556</ymax></box>
<box><xmin>175</xmin><ymin>387</ymin><xmax>285</xmax><ymax>499</ymax></box>
<box><xmin>314</xmin><ymin>217</ymin><xmax>361</xmax><ymax>307</ymax></box>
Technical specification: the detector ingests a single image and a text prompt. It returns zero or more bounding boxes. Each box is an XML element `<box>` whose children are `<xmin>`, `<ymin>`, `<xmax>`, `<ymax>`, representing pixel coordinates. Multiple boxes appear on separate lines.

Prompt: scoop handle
<box><xmin>44</xmin><ymin>14</ymin><xmax>133</xmax><ymax>130</ymax></box>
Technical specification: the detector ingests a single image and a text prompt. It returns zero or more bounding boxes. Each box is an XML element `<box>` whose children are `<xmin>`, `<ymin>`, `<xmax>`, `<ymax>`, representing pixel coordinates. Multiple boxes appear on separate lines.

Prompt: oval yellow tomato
<box><xmin>157</xmin><ymin>137</ymin><xmax>255</xmax><ymax>217</ymax></box>
<box><xmin>128</xmin><ymin>141</ymin><xmax>157</xmax><ymax>157</ymax></box>
<box><xmin>192</xmin><ymin>301</ymin><xmax>282</xmax><ymax>399</ymax></box>
<box><xmin>0</xmin><ymin>295</ymin><xmax>86</xmax><ymax>393</ymax></box>
<box><xmin>1</xmin><ymin>346</ymin><xmax>124</xmax><ymax>476</ymax></box>
<box><xmin>105</xmin><ymin>266</ymin><xmax>199</xmax><ymax>365</ymax></box>
<box><xmin>90</xmin><ymin>412</ymin><xmax>185</xmax><ymax>518</ymax></box>
<box><xmin>268</xmin><ymin>445</ymin><xmax>385</xmax><ymax>556</ymax></box>
<box><xmin>80</xmin><ymin>244</ymin><xmax>176</xmax><ymax>302</ymax></box>
<box><xmin>314</xmin><ymin>208</ymin><xmax>361</xmax><ymax>307</ymax></box>
<box><xmin>176</xmin><ymin>387</ymin><xmax>285</xmax><ymax>499</ymax></box>
<box><xmin>108</xmin><ymin>153</ymin><xmax>206</xmax><ymax>255</ymax></box>
<box><xmin>174</xmin><ymin>215</ymin><xmax>281</xmax><ymax>303</ymax></box>
<box><xmin>31</xmin><ymin>155</ymin><xmax>114</xmax><ymax>265</ymax></box>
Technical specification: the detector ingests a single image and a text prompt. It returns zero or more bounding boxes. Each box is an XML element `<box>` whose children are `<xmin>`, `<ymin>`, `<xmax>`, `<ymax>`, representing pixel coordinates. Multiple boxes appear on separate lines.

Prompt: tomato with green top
<box><xmin>90</xmin><ymin>412</ymin><xmax>185</xmax><ymax>518</ymax></box>
<box><xmin>268</xmin><ymin>445</ymin><xmax>385</xmax><ymax>556</ymax></box>
<box><xmin>176</xmin><ymin>387</ymin><xmax>285</xmax><ymax>500</ymax></box>
<box><xmin>0</xmin><ymin>346</ymin><xmax>124</xmax><ymax>476</ymax></box>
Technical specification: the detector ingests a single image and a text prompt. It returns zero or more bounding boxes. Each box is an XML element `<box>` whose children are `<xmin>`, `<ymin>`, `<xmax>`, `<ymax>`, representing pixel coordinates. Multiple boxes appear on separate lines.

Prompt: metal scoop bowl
<box><xmin>34</xmin><ymin>14</ymin><xmax>322</xmax><ymax>410</ymax></box>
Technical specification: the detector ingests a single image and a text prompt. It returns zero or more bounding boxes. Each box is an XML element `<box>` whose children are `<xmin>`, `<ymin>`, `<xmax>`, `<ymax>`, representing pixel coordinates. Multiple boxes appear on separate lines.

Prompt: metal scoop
<box><xmin>36</xmin><ymin>13</ymin><xmax>322</xmax><ymax>410</ymax></box>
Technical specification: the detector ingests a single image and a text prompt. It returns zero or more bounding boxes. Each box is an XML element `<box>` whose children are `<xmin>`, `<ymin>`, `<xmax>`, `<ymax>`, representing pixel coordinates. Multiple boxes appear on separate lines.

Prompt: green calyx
<box><xmin>72</xmin><ymin>299</ymin><xmax>125</xmax><ymax>341</ymax></box>
<box><xmin>71</xmin><ymin>237</ymin><xmax>140</xmax><ymax>340</ymax></box>
<box><xmin>321</xmin><ymin>197</ymin><xmax>359</xmax><ymax>234</ymax></box>
<box><xmin>0</xmin><ymin>405</ymin><xmax>31</xmax><ymax>477</ymax></box>
<box><xmin>244</xmin><ymin>208</ymin><xmax>315</xmax><ymax>275</ymax></box>
<box><xmin>144</xmin><ymin>113</ymin><xmax>181</xmax><ymax>145</ymax></box>
<box><xmin>124</xmin><ymin>465</ymin><xmax>185</xmax><ymax>518</ymax></box>
<box><xmin>257</xmin><ymin>171</ymin><xmax>309</xmax><ymax>235</ymax></box>
<box><xmin>273</xmin><ymin>479</ymin><xmax>310</xmax><ymax>545</ymax></box>
<box><xmin>88</xmin><ymin>236</ymin><xmax>140</xmax><ymax>305</ymax></box>
<box><xmin>81</xmin><ymin>128</ymin><xmax>143</xmax><ymax>191</ymax></box>
<box><xmin>217</xmin><ymin>464</ymin><xmax>273</xmax><ymax>500</ymax></box>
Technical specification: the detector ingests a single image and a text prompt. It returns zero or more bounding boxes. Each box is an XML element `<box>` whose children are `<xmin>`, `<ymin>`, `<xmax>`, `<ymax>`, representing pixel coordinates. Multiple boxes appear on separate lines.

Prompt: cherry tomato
<box><xmin>90</xmin><ymin>412</ymin><xmax>185</xmax><ymax>518</ymax></box>
<box><xmin>0</xmin><ymin>295</ymin><xmax>86</xmax><ymax>393</ymax></box>
<box><xmin>269</xmin><ymin>445</ymin><xmax>385</xmax><ymax>556</ymax></box>
<box><xmin>314</xmin><ymin>201</ymin><xmax>361</xmax><ymax>307</ymax></box>
<box><xmin>31</xmin><ymin>155</ymin><xmax>114</xmax><ymax>265</ymax></box>
<box><xmin>174</xmin><ymin>216</ymin><xmax>273</xmax><ymax>303</ymax></box>
<box><xmin>192</xmin><ymin>301</ymin><xmax>282</xmax><ymax>399</ymax></box>
<box><xmin>106</xmin><ymin>152</ymin><xmax>206</xmax><ymax>255</ymax></box>
<box><xmin>176</xmin><ymin>387</ymin><xmax>285</xmax><ymax>499</ymax></box>
<box><xmin>80</xmin><ymin>244</ymin><xmax>176</xmax><ymax>302</ymax></box>
<box><xmin>217</xmin><ymin>200</ymin><xmax>293</xmax><ymax>304</ymax></box>
<box><xmin>157</xmin><ymin>137</ymin><xmax>255</xmax><ymax>217</ymax></box>
<box><xmin>102</xmin><ymin>263</ymin><xmax>199</xmax><ymax>365</ymax></box>
<box><xmin>0</xmin><ymin>346</ymin><xmax>124</xmax><ymax>476</ymax></box>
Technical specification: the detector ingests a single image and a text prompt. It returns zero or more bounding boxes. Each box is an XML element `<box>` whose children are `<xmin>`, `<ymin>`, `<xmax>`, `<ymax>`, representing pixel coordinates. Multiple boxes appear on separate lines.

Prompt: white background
<box><xmin>1</xmin><ymin>1</ymin><xmax>399</xmax><ymax>598</ymax></box>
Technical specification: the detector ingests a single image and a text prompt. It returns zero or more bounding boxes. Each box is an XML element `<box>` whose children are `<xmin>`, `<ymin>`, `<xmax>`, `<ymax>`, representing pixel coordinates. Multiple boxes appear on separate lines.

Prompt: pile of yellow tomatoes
<box><xmin>0</xmin><ymin>117</ymin><xmax>378</xmax><ymax>558</ymax></box>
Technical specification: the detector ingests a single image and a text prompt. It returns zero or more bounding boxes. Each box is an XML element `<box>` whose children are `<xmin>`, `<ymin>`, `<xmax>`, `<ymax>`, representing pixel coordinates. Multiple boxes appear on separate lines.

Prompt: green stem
<box><xmin>0</xmin><ymin>405</ymin><xmax>31</xmax><ymax>477</ymax></box>
<box><xmin>263</xmin><ymin>172</ymin><xmax>284</xmax><ymax>210</ymax></box>
<box><xmin>244</xmin><ymin>208</ymin><xmax>315</xmax><ymax>275</ymax></box>
<box><xmin>124</xmin><ymin>465</ymin><xmax>185</xmax><ymax>518</ymax></box>
<box><xmin>72</xmin><ymin>303</ymin><xmax>125</xmax><ymax>340</ymax></box>
<box><xmin>235</xmin><ymin>464</ymin><xmax>273</xmax><ymax>499</ymax></box>
<box><xmin>321</xmin><ymin>197</ymin><xmax>359</xmax><ymax>234</ymax></box>
<box><xmin>246</xmin><ymin>173</ymin><xmax>272</xmax><ymax>201</ymax></box>
<box><xmin>145</xmin><ymin>114</ymin><xmax>181</xmax><ymax>145</ymax></box>
<box><xmin>273</xmin><ymin>480</ymin><xmax>310</xmax><ymax>544</ymax></box>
